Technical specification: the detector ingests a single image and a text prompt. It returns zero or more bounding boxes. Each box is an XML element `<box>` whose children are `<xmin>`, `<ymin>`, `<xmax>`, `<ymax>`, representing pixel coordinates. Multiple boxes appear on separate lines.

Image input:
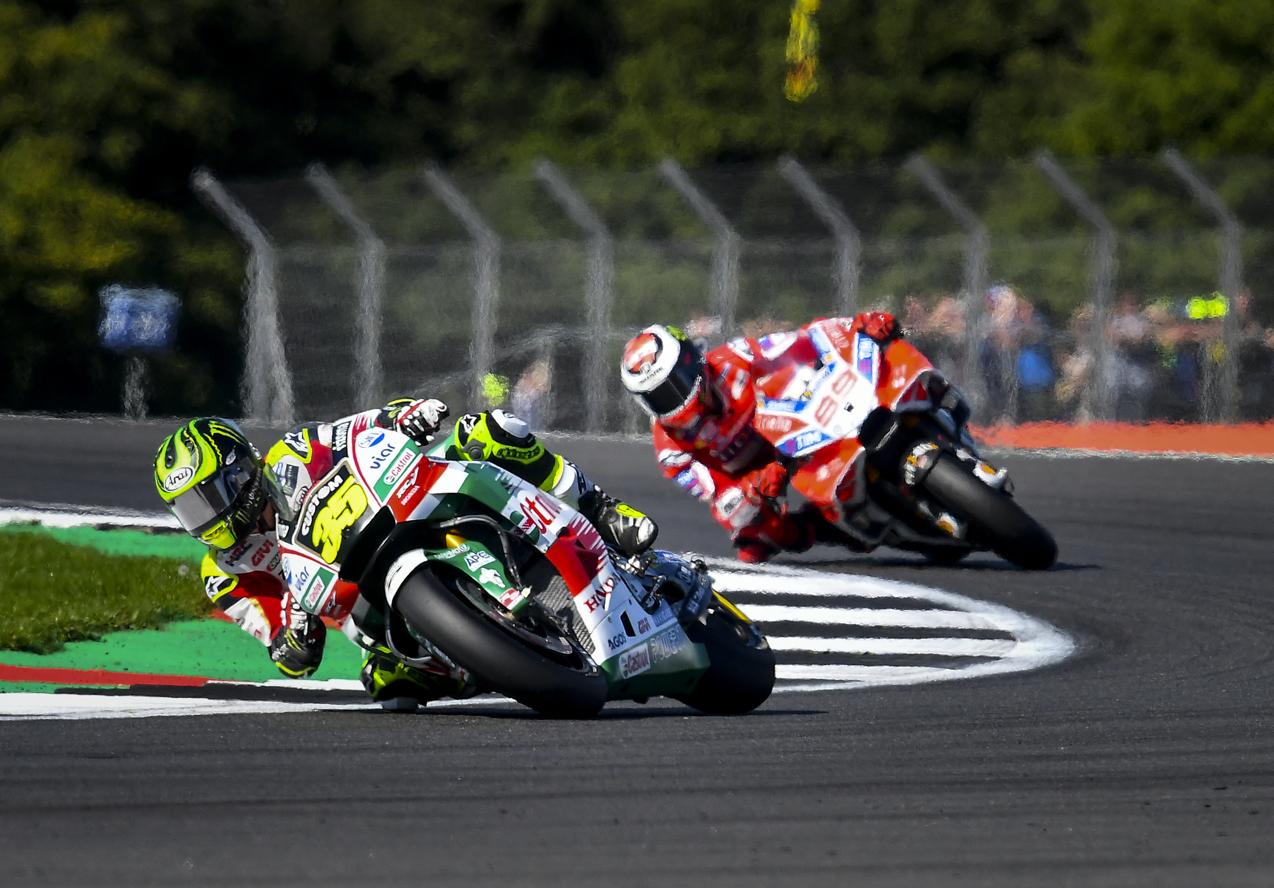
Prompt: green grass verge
<box><xmin>0</xmin><ymin>529</ymin><xmax>211</xmax><ymax>654</ymax></box>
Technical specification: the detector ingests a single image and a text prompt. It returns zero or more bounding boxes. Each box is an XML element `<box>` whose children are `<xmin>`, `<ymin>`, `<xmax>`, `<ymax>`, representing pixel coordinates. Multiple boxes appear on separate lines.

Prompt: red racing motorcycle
<box><xmin>751</xmin><ymin>319</ymin><xmax>1057</xmax><ymax>569</ymax></box>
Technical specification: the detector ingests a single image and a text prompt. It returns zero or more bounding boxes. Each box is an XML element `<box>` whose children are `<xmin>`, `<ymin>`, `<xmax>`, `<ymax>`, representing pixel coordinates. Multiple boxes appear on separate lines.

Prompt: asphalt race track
<box><xmin>2</xmin><ymin>414</ymin><xmax>1273</xmax><ymax>887</ymax></box>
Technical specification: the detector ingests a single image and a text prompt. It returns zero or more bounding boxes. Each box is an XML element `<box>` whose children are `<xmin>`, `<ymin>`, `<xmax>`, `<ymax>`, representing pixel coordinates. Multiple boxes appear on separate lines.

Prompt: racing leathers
<box><xmin>651</xmin><ymin>313</ymin><xmax>900</xmax><ymax>563</ymax></box>
<box><xmin>201</xmin><ymin>400</ymin><xmax>656</xmax><ymax>704</ymax></box>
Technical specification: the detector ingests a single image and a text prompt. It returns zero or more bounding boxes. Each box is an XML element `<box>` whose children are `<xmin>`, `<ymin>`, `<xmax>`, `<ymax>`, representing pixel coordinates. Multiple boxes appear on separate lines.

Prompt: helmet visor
<box><xmin>167</xmin><ymin>461</ymin><xmax>259</xmax><ymax>538</ymax></box>
<box><xmin>640</xmin><ymin>347</ymin><xmax>704</xmax><ymax>418</ymax></box>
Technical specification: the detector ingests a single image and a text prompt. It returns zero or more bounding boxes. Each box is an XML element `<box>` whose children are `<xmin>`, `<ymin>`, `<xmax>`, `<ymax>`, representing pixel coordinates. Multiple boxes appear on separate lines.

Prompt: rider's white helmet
<box><xmin>620</xmin><ymin>325</ymin><xmax>713</xmax><ymax>431</ymax></box>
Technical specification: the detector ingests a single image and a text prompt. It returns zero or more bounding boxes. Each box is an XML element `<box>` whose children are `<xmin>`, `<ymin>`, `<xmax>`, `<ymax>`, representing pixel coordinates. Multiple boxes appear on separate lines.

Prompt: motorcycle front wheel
<box><xmin>394</xmin><ymin>566</ymin><xmax>608</xmax><ymax>718</ymax></box>
<box><xmin>674</xmin><ymin>593</ymin><xmax>776</xmax><ymax>715</ymax></box>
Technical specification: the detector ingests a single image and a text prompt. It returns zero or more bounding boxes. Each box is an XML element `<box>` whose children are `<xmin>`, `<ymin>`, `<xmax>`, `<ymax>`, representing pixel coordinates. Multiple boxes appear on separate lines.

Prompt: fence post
<box><xmin>533</xmin><ymin>159</ymin><xmax>613</xmax><ymax>432</ymax></box>
<box><xmin>191</xmin><ymin>168</ymin><xmax>295</xmax><ymax>424</ymax></box>
<box><xmin>1034</xmin><ymin>150</ymin><xmax>1117</xmax><ymax>422</ymax></box>
<box><xmin>422</xmin><ymin>164</ymin><xmax>501</xmax><ymax>409</ymax></box>
<box><xmin>777</xmin><ymin>156</ymin><xmax>861</xmax><ymax>315</ymax></box>
<box><xmin>658</xmin><ymin>159</ymin><xmax>739</xmax><ymax>337</ymax></box>
<box><xmin>305</xmin><ymin>164</ymin><xmax>386</xmax><ymax>407</ymax></box>
<box><xmin>1160</xmin><ymin>148</ymin><xmax>1243</xmax><ymax>422</ymax></box>
<box><xmin>904</xmin><ymin>155</ymin><xmax>990</xmax><ymax>413</ymax></box>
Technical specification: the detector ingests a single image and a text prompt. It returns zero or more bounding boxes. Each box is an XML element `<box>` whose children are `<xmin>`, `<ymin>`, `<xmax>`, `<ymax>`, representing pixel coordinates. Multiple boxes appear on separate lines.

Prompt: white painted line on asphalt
<box><xmin>709</xmin><ymin>569</ymin><xmax>926</xmax><ymax>599</ymax></box>
<box><xmin>776</xmin><ymin>664</ymin><xmax>957</xmax><ymax>682</ymax></box>
<box><xmin>767</xmin><ymin>635</ymin><xmax>1016</xmax><ymax>657</ymax></box>
<box><xmin>0</xmin><ymin>689</ymin><xmax>511</xmax><ymax>720</ymax></box>
<box><xmin>0</xmin><ymin>503</ymin><xmax>179</xmax><ymax>529</ymax></box>
<box><xmin>0</xmin><ymin>693</ymin><xmax>359</xmax><ymax>720</ymax></box>
<box><xmin>702</xmin><ymin>556</ymin><xmax>1075</xmax><ymax>694</ymax></box>
<box><xmin>742</xmin><ymin>605</ymin><xmax>1000</xmax><ymax>631</ymax></box>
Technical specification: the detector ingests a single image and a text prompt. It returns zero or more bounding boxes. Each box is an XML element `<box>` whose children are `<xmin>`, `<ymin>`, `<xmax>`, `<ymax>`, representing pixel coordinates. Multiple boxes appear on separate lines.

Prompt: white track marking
<box><xmin>0</xmin><ymin>690</ymin><xmax>509</xmax><ymax>721</ymax></box>
<box><xmin>742</xmin><ymin>605</ymin><xmax>999</xmax><ymax>631</ymax></box>
<box><xmin>701</xmin><ymin>556</ymin><xmax>1075</xmax><ymax>695</ymax></box>
<box><xmin>767</xmin><ymin>635</ymin><xmax>1016</xmax><ymax>657</ymax></box>
<box><xmin>0</xmin><ymin>504</ymin><xmax>178</xmax><ymax>529</ymax></box>
<box><xmin>709</xmin><ymin>569</ymin><xmax>922</xmax><ymax>599</ymax></box>
<box><xmin>0</xmin><ymin>513</ymin><xmax>1076</xmax><ymax>718</ymax></box>
<box><xmin>0</xmin><ymin>693</ymin><xmax>358</xmax><ymax>720</ymax></box>
<box><xmin>776</xmin><ymin>664</ymin><xmax>958</xmax><ymax>682</ymax></box>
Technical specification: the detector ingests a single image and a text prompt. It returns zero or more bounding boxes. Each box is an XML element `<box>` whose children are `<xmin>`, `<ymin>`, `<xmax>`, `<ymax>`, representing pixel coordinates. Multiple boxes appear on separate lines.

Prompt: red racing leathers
<box><xmin>650</xmin><ymin>313</ymin><xmax>898</xmax><ymax>561</ymax></box>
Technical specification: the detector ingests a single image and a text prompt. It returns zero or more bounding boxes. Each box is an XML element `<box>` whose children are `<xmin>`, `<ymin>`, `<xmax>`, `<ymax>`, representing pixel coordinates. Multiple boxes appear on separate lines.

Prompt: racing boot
<box><xmin>359</xmin><ymin>648</ymin><xmax>478</xmax><ymax>713</ymax></box>
<box><xmin>449</xmin><ymin>409</ymin><xmax>657</xmax><ymax>556</ymax></box>
<box><xmin>578</xmin><ymin>486</ymin><xmax>658</xmax><ymax>557</ymax></box>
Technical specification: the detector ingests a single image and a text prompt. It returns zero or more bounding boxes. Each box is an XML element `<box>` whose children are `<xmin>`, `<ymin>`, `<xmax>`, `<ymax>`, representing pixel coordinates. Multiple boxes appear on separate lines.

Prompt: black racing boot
<box><xmin>578</xmin><ymin>487</ymin><xmax>658</xmax><ymax>556</ymax></box>
<box><xmin>359</xmin><ymin>648</ymin><xmax>478</xmax><ymax>712</ymax></box>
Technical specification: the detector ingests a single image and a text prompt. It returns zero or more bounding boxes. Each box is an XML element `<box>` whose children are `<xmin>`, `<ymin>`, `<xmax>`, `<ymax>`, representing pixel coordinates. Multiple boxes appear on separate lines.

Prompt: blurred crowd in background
<box><xmin>903</xmin><ymin>287</ymin><xmax>1274</xmax><ymax>424</ymax></box>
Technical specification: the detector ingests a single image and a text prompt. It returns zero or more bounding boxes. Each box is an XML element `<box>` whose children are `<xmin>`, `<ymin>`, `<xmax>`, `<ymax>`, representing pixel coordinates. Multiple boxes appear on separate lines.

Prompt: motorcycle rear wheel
<box><xmin>920</xmin><ymin>452</ymin><xmax>1057</xmax><ymax>569</ymax></box>
<box><xmin>395</xmin><ymin>566</ymin><xmax>608</xmax><ymax>718</ymax></box>
<box><xmin>674</xmin><ymin>597</ymin><xmax>776</xmax><ymax>715</ymax></box>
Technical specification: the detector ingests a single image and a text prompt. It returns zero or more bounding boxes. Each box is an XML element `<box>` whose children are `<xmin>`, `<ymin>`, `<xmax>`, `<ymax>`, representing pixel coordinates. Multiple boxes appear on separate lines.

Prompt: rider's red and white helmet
<box><xmin>620</xmin><ymin>325</ymin><xmax>714</xmax><ymax>432</ymax></box>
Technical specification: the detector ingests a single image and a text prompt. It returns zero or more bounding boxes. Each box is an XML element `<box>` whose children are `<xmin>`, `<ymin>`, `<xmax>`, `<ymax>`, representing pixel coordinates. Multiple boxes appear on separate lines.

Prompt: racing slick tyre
<box><xmin>675</xmin><ymin>595</ymin><xmax>776</xmax><ymax>715</ymax></box>
<box><xmin>920</xmin><ymin>452</ymin><xmax>1058</xmax><ymax>570</ymax></box>
<box><xmin>395</xmin><ymin>567</ymin><xmax>607</xmax><ymax>718</ymax></box>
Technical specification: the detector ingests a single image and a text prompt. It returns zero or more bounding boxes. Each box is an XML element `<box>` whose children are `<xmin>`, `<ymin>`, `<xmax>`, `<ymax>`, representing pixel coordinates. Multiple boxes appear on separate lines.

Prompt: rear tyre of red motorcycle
<box><xmin>674</xmin><ymin>604</ymin><xmax>776</xmax><ymax>716</ymax></box>
<box><xmin>920</xmin><ymin>452</ymin><xmax>1058</xmax><ymax>570</ymax></box>
<box><xmin>394</xmin><ymin>567</ymin><xmax>608</xmax><ymax>718</ymax></box>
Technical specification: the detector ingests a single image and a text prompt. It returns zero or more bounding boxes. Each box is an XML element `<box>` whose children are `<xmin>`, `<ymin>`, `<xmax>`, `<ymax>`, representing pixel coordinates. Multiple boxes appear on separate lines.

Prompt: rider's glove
<box><xmin>855</xmin><ymin>311</ymin><xmax>902</xmax><ymax>344</ymax></box>
<box><xmin>741</xmin><ymin>462</ymin><xmax>791</xmax><ymax>505</ymax></box>
<box><xmin>269</xmin><ymin>613</ymin><xmax>326</xmax><ymax>678</ymax></box>
<box><xmin>394</xmin><ymin>398</ymin><xmax>449</xmax><ymax>443</ymax></box>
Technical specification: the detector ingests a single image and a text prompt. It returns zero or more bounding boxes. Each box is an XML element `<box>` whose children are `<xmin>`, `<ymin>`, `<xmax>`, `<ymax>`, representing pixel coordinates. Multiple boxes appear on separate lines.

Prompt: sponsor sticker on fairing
<box><xmin>856</xmin><ymin>334</ymin><xmax>878</xmax><ymax>381</ymax></box>
<box><xmin>373</xmin><ymin>447</ymin><xmax>418</xmax><ymax>498</ymax></box>
<box><xmin>619</xmin><ymin>644</ymin><xmax>651</xmax><ymax>679</ymax></box>
<box><xmin>464</xmin><ymin>550</ymin><xmax>495</xmax><ymax>570</ymax></box>
<box><xmin>477</xmin><ymin>567</ymin><xmax>505</xmax><ymax>589</ymax></box>
<box><xmin>498</xmin><ymin>587</ymin><xmax>527</xmax><ymax>609</ymax></box>
<box><xmin>646</xmin><ymin>626</ymin><xmax>686</xmax><ymax>663</ymax></box>
<box><xmin>367</xmin><ymin>443</ymin><xmax>397</xmax><ymax>471</ymax></box>
<box><xmin>605</xmin><ymin>631</ymin><xmax>628</xmax><ymax>654</ymax></box>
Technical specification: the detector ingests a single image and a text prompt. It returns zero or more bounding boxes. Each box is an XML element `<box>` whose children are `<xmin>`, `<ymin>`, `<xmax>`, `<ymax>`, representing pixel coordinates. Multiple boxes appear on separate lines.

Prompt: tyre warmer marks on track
<box><xmin>0</xmin><ymin>506</ymin><xmax>1076</xmax><ymax>719</ymax></box>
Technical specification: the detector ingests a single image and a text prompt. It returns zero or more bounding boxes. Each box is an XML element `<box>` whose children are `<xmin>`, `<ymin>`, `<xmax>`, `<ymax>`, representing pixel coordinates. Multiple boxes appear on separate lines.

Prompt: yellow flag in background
<box><xmin>785</xmin><ymin>0</ymin><xmax>820</xmax><ymax>103</ymax></box>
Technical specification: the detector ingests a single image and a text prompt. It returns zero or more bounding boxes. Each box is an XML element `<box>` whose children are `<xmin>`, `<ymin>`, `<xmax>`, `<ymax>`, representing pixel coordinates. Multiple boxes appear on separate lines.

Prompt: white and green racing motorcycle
<box><xmin>275</xmin><ymin>427</ymin><xmax>775</xmax><ymax>717</ymax></box>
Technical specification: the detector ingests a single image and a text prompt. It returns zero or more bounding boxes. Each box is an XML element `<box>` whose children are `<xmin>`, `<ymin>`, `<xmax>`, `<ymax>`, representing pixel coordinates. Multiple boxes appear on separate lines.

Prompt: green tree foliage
<box><xmin>1056</xmin><ymin>0</ymin><xmax>1274</xmax><ymax>156</ymax></box>
<box><xmin>2</xmin><ymin>0</ymin><xmax>1272</xmax><ymax>413</ymax></box>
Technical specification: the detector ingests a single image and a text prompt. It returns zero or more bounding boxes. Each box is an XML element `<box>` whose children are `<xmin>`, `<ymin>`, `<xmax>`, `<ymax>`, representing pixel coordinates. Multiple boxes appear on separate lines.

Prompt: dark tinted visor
<box><xmin>640</xmin><ymin>346</ymin><xmax>703</xmax><ymax>417</ymax></box>
<box><xmin>167</xmin><ymin>461</ymin><xmax>258</xmax><ymax>536</ymax></box>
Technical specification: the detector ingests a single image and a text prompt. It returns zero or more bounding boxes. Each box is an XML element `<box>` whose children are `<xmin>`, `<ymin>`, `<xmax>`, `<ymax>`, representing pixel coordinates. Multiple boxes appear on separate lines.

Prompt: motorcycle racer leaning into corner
<box><xmin>621</xmin><ymin>312</ymin><xmax>960</xmax><ymax>564</ymax></box>
<box><xmin>152</xmin><ymin>399</ymin><xmax>658</xmax><ymax>710</ymax></box>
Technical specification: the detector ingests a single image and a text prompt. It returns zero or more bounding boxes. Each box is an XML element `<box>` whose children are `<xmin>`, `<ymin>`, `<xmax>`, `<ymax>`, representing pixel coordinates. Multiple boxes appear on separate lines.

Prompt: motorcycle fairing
<box><xmin>751</xmin><ymin>321</ymin><xmax>942</xmax><ymax>512</ymax></box>
<box><xmin>279</xmin><ymin>427</ymin><xmax>706</xmax><ymax>695</ymax></box>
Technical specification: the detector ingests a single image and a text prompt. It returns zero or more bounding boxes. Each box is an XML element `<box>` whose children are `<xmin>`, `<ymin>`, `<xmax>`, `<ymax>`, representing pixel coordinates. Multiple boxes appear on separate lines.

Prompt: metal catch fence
<box><xmin>193</xmin><ymin>155</ymin><xmax>1274</xmax><ymax>432</ymax></box>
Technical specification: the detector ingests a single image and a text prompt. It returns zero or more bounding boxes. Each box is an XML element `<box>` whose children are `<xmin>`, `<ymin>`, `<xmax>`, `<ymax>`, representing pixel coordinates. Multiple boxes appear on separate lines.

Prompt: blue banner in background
<box><xmin>98</xmin><ymin>286</ymin><xmax>179</xmax><ymax>353</ymax></box>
